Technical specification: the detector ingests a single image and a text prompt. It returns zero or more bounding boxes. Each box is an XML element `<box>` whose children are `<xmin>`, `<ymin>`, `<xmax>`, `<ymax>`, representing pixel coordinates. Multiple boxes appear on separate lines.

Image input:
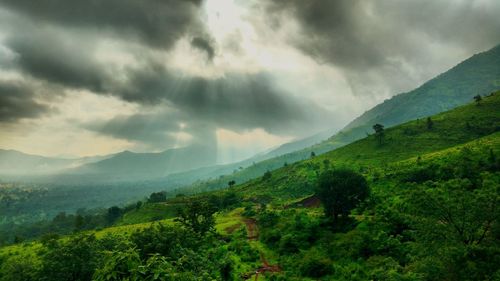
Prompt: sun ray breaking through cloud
<box><xmin>0</xmin><ymin>0</ymin><xmax>498</xmax><ymax>164</ymax></box>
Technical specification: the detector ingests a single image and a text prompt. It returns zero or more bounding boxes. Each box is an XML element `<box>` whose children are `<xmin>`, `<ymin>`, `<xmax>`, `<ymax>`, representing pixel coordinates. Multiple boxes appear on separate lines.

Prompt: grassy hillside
<box><xmin>179</xmin><ymin>92</ymin><xmax>500</xmax><ymax>196</ymax></box>
<box><xmin>346</xmin><ymin>44</ymin><xmax>500</xmax><ymax>129</ymax></box>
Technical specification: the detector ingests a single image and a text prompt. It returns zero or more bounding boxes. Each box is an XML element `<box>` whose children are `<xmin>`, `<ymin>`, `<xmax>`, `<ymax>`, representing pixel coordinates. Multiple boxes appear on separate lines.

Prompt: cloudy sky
<box><xmin>0</xmin><ymin>0</ymin><xmax>499</xmax><ymax>163</ymax></box>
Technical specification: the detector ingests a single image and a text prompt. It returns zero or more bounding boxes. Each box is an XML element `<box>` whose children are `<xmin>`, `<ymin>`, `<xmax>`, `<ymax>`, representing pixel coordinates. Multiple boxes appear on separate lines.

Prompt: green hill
<box><xmin>3</xmin><ymin>46</ymin><xmax>496</xmax><ymax>222</ymax></box>
<box><xmin>177</xmin><ymin>91</ymin><xmax>500</xmax><ymax>195</ymax></box>
<box><xmin>217</xmin><ymin>91</ymin><xmax>500</xmax><ymax>199</ymax></box>
<box><xmin>345</xmin><ymin>44</ymin><xmax>500</xmax><ymax>130</ymax></box>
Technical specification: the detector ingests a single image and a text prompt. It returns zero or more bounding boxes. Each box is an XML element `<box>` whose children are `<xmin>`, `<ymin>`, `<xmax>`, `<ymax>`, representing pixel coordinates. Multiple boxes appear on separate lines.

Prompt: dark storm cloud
<box><xmin>265</xmin><ymin>0</ymin><xmax>500</xmax><ymax>68</ymax></box>
<box><xmin>2</xmin><ymin>18</ymin><xmax>317</xmax><ymax>143</ymax></box>
<box><xmin>0</xmin><ymin>0</ymin><xmax>314</xmax><ymax>138</ymax></box>
<box><xmin>84</xmin><ymin>112</ymin><xmax>183</xmax><ymax>149</ymax></box>
<box><xmin>83</xmin><ymin>110</ymin><xmax>220</xmax><ymax>150</ymax></box>
<box><xmin>266</xmin><ymin>0</ymin><xmax>383</xmax><ymax>70</ymax></box>
<box><xmin>0</xmin><ymin>0</ymin><xmax>205</xmax><ymax>50</ymax></box>
<box><xmin>262</xmin><ymin>0</ymin><xmax>500</xmax><ymax>95</ymax></box>
<box><xmin>0</xmin><ymin>81</ymin><xmax>52</xmax><ymax>122</ymax></box>
<box><xmin>116</xmin><ymin>63</ymin><xmax>313</xmax><ymax>135</ymax></box>
<box><xmin>191</xmin><ymin>37</ymin><xmax>216</xmax><ymax>61</ymax></box>
<box><xmin>80</xmin><ymin>63</ymin><xmax>322</xmax><ymax>148</ymax></box>
<box><xmin>7</xmin><ymin>30</ymin><xmax>110</xmax><ymax>93</ymax></box>
<box><xmin>74</xmin><ymin>57</ymin><xmax>326</xmax><ymax>148</ymax></box>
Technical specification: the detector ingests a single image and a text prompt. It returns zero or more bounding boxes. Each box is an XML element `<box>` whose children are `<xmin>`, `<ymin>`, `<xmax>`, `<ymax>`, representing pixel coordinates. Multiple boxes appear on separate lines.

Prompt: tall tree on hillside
<box><xmin>372</xmin><ymin>123</ymin><xmax>385</xmax><ymax>145</ymax></box>
<box><xmin>135</xmin><ymin>201</ymin><xmax>143</xmax><ymax>210</ymax></box>
<box><xmin>262</xmin><ymin>170</ymin><xmax>272</xmax><ymax>181</ymax></box>
<box><xmin>315</xmin><ymin>169</ymin><xmax>370</xmax><ymax>222</ymax></box>
<box><xmin>426</xmin><ymin>117</ymin><xmax>433</xmax><ymax>130</ymax></box>
<box><xmin>473</xmin><ymin>94</ymin><xmax>482</xmax><ymax>105</ymax></box>
<box><xmin>228</xmin><ymin>180</ymin><xmax>236</xmax><ymax>188</ymax></box>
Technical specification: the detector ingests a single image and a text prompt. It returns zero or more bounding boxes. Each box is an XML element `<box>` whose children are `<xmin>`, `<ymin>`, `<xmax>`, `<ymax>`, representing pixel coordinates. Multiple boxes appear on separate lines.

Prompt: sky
<box><xmin>0</xmin><ymin>0</ymin><xmax>499</xmax><ymax>164</ymax></box>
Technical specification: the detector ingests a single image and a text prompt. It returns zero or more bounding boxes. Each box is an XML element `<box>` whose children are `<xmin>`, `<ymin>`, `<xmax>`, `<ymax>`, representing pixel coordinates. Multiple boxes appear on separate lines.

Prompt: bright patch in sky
<box><xmin>216</xmin><ymin>128</ymin><xmax>293</xmax><ymax>164</ymax></box>
<box><xmin>0</xmin><ymin>91</ymin><xmax>138</xmax><ymax>157</ymax></box>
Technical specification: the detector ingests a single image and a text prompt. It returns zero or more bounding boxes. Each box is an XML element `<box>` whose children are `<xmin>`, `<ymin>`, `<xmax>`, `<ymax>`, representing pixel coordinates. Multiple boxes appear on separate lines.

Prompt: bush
<box><xmin>299</xmin><ymin>249</ymin><xmax>333</xmax><ymax>278</ymax></box>
<box><xmin>38</xmin><ymin>234</ymin><xmax>101</xmax><ymax>281</ymax></box>
<box><xmin>148</xmin><ymin>192</ymin><xmax>167</xmax><ymax>203</ymax></box>
<box><xmin>278</xmin><ymin>234</ymin><xmax>300</xmax><ymax>254</ymax></box>
<box><xmin>0</xmin><ymin>255</ymin><xmax>39</xmax><ymax>281</ymax></box>
<box><xmin>402</xmin><ymin>164</ymin><xmax>440</xmax><ymax>183</ymax></box>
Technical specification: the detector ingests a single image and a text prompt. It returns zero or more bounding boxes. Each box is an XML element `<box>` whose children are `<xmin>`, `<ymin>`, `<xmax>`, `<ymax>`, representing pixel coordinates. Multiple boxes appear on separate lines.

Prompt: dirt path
<box><xmin>242</xmin><ymin>218</ymin><xmax>281</xmax><ymax>280</ymax></box>
<box><xmin>244</xmin><ymin>218</ymin><xmax>258</xmax><ymax>240</ymax></box>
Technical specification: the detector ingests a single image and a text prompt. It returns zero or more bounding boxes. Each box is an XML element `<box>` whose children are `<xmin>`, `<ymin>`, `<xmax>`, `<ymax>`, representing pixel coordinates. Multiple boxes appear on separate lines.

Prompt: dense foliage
<box><xmin>0</xmin><ymin>225</ymin><xmax>244</xmax><ymax>281</ymax></box>
<box><xmin>316</xmin><ymin>169</ymin><xmax>369</xmax><ymax>221</ymax></box>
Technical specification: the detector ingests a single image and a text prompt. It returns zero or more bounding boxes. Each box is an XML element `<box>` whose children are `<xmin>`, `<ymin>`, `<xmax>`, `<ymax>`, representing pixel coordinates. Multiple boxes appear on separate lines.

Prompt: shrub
<box><xmin>299</xmin><ymin>249</ymin><xmax>333</xmax><ymax>278</ymax></box>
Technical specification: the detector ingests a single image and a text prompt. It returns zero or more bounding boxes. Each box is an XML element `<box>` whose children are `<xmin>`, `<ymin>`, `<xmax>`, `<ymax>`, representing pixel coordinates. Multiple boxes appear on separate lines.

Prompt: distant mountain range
<box><xmin>67</xmin><ymin>145</ymin><xmax>216</xmax><ymax>181</ymax></box>
<box><xmin>0</xmin><ymin>144</ymin><xmax>217</xmax><ymax>181</ymax></box>
<box><xmin>0</xmin><ymin>124</ymin><xmax>335</xmax><ymax>183</ymax></box>
<box><xmin>0</xmin><ymin>149</ymin><xmax>111</xmax><ymax>175</ymax></box>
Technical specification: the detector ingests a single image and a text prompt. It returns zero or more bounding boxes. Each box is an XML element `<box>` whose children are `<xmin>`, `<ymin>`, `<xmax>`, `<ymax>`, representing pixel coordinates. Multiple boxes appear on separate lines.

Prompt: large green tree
<box><xmin>176</xmin><ymin>200</ymin><xmax>217</xmax><ymax>235</ymax></box>
<box><xmin>315</xmin><ymin>169</ymin><xmax>370</xmax><ymax>221</ymax></box>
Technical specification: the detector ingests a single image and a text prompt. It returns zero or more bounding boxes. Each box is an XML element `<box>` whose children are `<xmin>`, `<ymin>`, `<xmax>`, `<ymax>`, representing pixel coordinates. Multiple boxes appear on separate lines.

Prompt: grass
<box><xmin>116</xmin><ymin>202</ymin><xmax>180</xmax><ymax>226</ymax></box>
<box><xmin>0</xmin><ymin>217</ymin><xmax>177</xmax><ymax>259</ymax></box>
<box><xmin>215</xmin><ymin>207</ymin><xmax>244</xmax><ymax>235</ymax></box>
<box><xmin>93</xmin><ymin>218</ymin><xmax>176</xmax><ymax>238</ymax></box>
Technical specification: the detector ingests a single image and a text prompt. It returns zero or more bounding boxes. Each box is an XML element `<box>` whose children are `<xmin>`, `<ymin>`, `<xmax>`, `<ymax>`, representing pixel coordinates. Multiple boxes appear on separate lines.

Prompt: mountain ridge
<box><xmin>164</xmin><ymin>45</ymin><xmax>500</xmax><ymax>193</ymax></box>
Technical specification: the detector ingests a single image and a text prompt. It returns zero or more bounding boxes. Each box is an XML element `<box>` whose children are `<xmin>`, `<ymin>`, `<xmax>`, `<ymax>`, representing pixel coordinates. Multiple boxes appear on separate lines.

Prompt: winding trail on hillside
<box><xmin>242</xmin><ymin>218</ymin><xmax>281</xmax><ymax>280</ymax></box>
<box><xmin>244</xmin><ymin>218</ymin><xmax>258</xmax><ymax>240</ymax></box>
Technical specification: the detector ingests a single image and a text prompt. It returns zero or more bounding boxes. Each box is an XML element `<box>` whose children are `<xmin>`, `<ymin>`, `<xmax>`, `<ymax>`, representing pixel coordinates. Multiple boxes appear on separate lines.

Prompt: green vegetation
<box><xmin>1</xmin><ymin>93</ymin><xmax>499</xmax><ymax>280</ymax></box>
<box><xmin>372</xmin><ymin>124</ymin><xmax>385</xmax><ymax>145</ymax></box>
<box><xmin>176</xmin><ymin>199</ymin><xmax>217</xmax><ymax>234</ymax></box>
